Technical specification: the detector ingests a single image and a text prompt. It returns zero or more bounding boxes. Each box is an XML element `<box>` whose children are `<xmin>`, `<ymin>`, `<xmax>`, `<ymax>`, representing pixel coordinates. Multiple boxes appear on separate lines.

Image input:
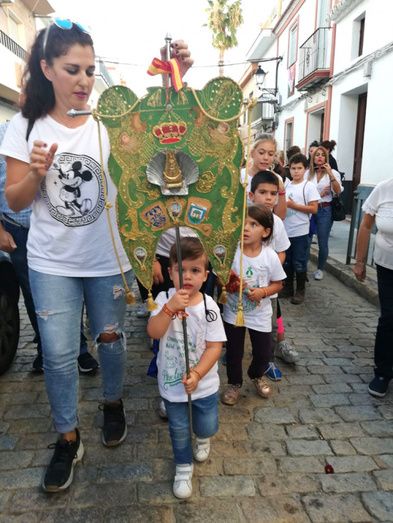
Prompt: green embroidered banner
<box><xmin>97</xmin><ymin>78</ymin><xmax>245</xmax><ymax>293</ymax></box>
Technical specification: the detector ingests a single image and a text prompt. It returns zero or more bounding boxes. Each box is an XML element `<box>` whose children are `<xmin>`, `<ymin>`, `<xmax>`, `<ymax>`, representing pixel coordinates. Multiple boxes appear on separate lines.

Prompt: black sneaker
<box><xmin>78</xmin><ymin>352</ymin><xmax>99</xmax><ymax>375</ymax></box>
<box><xmin>42</xmin><ymin>428</ymin><xmax>84</xmax><ymax>492</ymax></box>
<box><xmin>101</xmin><ymin>400</ymin><xmax>127</xmax><ymax>447</ymax></box>
<box><xmin>32</xmin><ymin>352</ymin><xmax>44</xmax><ymax>374</ymax></box>
<box><xmin>368</xmin><ymin>376</ymin><xmax>391</xmax><ymax>398</ymax></box>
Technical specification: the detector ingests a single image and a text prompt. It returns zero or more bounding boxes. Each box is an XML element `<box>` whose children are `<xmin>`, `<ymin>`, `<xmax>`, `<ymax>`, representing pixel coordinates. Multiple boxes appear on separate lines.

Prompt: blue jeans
<box><xmin>375</xmin><ymin>265</ymin><xmax>393</xmax><ymax>378</ymax></box>
<box><xmin>285</xmin><ymin>234</ymin><xmax>309</xmax><ymax>273</ymax></box>
<box><xmin>4</xmin><ymin>222</ymin><xmax>40</xmax><ymax>348</ymax></box>
<box><xmin>163</xmin><ymin>392</ymin><xmax>219</xmax><ymax>464</ymax></box>
<box><xmin>4</xmin><ymin>221</ymin><xmax>88</xmax><ymax>356</ymax></box>
<box><xmin>314</xmin><ymin>205</ymin><xmax>333</xmax><ymax>270</ymax></box>
<box><xmin>29</xmin><ymin>269</ymin><xmax>134</xmax><ymax>433</ymax></box>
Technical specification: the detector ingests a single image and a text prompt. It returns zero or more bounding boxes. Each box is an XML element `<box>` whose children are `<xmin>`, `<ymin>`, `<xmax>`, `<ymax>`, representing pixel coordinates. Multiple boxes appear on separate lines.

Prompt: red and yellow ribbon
<box><xmin>147</xmin><ymin>57</ymin><xmax>183</xmax><ymax>92</ymax></box>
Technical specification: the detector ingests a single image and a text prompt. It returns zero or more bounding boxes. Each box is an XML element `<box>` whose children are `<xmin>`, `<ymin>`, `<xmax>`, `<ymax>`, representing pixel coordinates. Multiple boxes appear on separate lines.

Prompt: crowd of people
<box><xmin>0</xmin><ymin>19</ymin><xmax>391</xmax><ymax>502</ymax></box>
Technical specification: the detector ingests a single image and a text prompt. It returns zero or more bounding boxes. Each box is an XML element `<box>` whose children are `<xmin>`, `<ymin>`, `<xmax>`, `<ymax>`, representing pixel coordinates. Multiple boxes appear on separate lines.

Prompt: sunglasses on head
<box><xmin>42</xmin><ymin>18</ymin><xmax>91</xmax><ymax>58</ymax></box>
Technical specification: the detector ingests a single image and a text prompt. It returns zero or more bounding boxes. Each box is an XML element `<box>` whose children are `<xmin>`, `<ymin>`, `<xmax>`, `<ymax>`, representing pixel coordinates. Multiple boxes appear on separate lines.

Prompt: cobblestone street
<box><xmin>1</xmin><ymin>266</ymin><xmax>393</xmax><ymax>522</ymax></box>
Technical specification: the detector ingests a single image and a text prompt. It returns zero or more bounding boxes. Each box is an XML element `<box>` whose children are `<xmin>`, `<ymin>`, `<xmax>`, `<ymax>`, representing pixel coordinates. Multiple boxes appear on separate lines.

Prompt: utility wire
<box><xmin>97</xmin><ymin>57</ymin><xmax>251</xmax><ymax>68</ymax></box>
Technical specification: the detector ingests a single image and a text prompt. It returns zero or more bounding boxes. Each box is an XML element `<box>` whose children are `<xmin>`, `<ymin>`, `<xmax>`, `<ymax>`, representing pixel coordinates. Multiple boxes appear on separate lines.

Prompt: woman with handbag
<box><xmin>307</xmin><ymin>146</ymin><xmax>343</xmax><ymax>280</ymax></box>
<box><xmin>353</xmin><ymin>178</ymin><xmax>393</xmax><ymax>398</ymax></box>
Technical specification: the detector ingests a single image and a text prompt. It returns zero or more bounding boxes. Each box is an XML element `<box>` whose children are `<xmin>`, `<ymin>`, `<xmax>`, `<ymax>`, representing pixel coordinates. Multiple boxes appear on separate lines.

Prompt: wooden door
<box><xmin>352</xmin><ymin>93</ymin><xmax>367</xmax><ymax>191</ymax></box>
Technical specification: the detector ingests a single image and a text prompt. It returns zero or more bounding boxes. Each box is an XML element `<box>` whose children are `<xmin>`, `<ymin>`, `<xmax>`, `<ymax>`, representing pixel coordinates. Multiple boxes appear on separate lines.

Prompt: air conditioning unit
<box><xmin>0</xmin><ymin>0</ymin><xmax>16</xmax><ymax>4</ymax></box>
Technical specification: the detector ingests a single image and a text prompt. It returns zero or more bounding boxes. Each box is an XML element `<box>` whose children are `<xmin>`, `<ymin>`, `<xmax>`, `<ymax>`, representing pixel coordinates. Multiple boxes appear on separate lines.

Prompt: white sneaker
<box><xmin>193</xmin><ymin>437</ymin><xmax>210</xmax><ymax>462</ymax></box>
<box><xmin>158</xmin><ymin>399</ymin><xmax>167</xmax><ymax>419</ymax></box>
<box><xmin>276</xmin><ymin>340</ymin><xmax>299</xmax><ymax>364</ymax></box>
<box><xmin>173</xmin><ymin>463</ymin><xmax>193</xmax><ymax>499</ymax></box>
<box><xmin>313</xmin><ymin>269</ymin><xmax>324</xmax><ymax>280</ymax></box>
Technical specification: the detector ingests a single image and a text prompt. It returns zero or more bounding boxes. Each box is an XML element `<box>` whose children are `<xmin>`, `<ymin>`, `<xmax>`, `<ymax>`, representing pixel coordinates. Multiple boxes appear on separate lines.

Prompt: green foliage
<box><xmin>206</xmin><ymin>0</ymin><xmax>243</xmax><ymax>52</ymax></box>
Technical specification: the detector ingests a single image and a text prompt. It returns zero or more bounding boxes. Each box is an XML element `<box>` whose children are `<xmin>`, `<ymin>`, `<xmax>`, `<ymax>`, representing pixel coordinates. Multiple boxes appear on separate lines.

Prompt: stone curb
<box><xmin>310</xmin><ymin>247</ymin><xmax>379</xmax><ymax>307</ymax></box>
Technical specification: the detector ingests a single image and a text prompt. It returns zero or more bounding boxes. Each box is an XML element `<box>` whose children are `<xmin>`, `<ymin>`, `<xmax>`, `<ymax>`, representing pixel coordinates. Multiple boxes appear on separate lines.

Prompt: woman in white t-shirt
<box><xmin>0</xmin><ymin>20</ymin><xmax>192</xmax><ymax>493</ymax></box>
<box><xmin>307</xmin><ymin>146</ymin><xmax>343</xmax><ymax>281</ymax></box>
<box><xmin>353</xmin><ymin>179</ymin><xmax>393</xmax><ymax>398</ymax></box>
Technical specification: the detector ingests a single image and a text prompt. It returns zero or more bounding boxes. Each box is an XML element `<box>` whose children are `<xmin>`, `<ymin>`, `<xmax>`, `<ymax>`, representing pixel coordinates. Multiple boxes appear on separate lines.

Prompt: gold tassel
<box><xmin>218</xmin><ymin>287</ymin><xmax>227</xmax><ymax>304</ymax></box>
<box><xmin>125</xmin><ymin>289</ymin><xmax>136</xmax><ymax>305</ymax></box>
<box><xmin>235</xmin><ymin>305</ymin><xmax>245</xmax><ymax>327</ymax></box>
<box><xmin>147</xmin><ymin>290</ymin><xmax>157</xmax><ymax>311</ymax></box>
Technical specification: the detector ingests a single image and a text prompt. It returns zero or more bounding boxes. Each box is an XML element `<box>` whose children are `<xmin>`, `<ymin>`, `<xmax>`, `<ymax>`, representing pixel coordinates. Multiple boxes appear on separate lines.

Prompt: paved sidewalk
<box><xmin>310</xmin><ymin>218</ymin><xmax>379</xmax><ymax>306</ymax></box>
<box><xmin>1</xmin><ymin>270</ymin><xmax>393</xmax><ymax>522</ymax></box>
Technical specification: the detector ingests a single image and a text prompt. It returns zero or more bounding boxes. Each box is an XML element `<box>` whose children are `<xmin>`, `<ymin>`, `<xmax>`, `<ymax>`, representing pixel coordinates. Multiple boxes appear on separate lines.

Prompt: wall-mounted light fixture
<box><xmin>250</xmin><ymin>56</ymin><xmax>282</xmax><ymax>131</ymax></box>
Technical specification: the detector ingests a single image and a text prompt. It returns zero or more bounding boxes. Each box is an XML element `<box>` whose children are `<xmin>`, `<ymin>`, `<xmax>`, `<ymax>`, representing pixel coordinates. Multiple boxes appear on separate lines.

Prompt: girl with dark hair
<box><xmin>0</xmin><ymin>19</ymin><xmax>192</xmax><ymax>493</ymax></box>
<box><xmin>221</xmin><ymin>205</ymin><xmax>286</xmax><ymax>406</ymax></box>
<box><xmin>307</xmin><ymin>140</ymin><xmax>319</xmax><ymax>167</ymax></box>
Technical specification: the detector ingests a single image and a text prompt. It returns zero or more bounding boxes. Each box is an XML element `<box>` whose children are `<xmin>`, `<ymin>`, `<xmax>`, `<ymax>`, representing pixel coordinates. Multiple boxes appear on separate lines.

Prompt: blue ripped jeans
<box><xmin>29</xmin><ymin>269</ymin><xmax>134</xmax><ymax>433</ymax></box>
<box><xmin>315</xmin><ymin>204</ymin><xmax>333</xmax><ymax>270</ymax></box>
<box><xmin>163</xmin><ymin>392</ymin><xmax>219</xmax><ymax>464</ymax></box>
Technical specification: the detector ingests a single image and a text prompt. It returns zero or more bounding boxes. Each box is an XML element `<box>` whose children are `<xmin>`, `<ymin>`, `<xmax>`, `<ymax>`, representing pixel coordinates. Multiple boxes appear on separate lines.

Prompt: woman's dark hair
<box><xmin>309</xmin><ymin>140</ymin><xmax>319</xmax><ymax>149</ymax></box>
<box><xmin>247</xmin><ymin>205</ymin><xmax>274</xmax><ymax>242</ymax></box>
<box><xmin>22</xmin><ymin>24</ymin><xmax>94</xmax><ymax>123</ymax></box>
<box><xmin>286</xmin><ymin>145</ymin><xmax>301</xmax><ymax>163</ymax></box>
<box><xmin>169</xmin><ymin>237</ymin><xmax>208</xmax><ymax>269</ymax></box>
<box><xmin>320</xmin><ymin>139</ymin><xmax>336</xmax><ymax>152</ymax></box>
<box><xmin>289</xmin><ymin>152</ymin><xmax>308</xmax><ymax>168</ymax></box>
<box><xmin>250</xmin><ymin>170</ymin><xmax>279</xmax><ymax>193</ymax></box>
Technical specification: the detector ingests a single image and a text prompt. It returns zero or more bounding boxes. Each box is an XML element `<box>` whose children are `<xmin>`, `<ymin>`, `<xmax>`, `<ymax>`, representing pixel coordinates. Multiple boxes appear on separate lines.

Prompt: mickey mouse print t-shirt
<box><xmin>223</xmin><ymin>244</ymin><xmax>286</xmax><ymax>332</ymax></box>
<box><xmin>0</xmin><ymin>113</ymin><xmax>131</xmax><ymax>276</ymax></box>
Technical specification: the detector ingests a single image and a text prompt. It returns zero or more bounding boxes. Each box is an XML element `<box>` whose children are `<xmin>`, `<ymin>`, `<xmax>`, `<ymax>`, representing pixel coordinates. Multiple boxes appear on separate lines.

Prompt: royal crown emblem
<box><xmin>152</xmin><ymin>121</ymin><xmax>187</xmax><ymax>144</ymax></box>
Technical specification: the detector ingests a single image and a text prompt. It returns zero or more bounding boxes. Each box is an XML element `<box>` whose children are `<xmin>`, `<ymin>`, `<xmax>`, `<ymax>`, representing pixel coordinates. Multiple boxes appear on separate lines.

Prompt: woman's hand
<box><xmin>323</xmin><ymin>163</ymin><xmax>333</xmax><ymax>177</ymax></box>
<box><xmin>320</xmin><ymin>185</ymin><xmax>331</xmax><ymax>197</ymax></box>
<box><xmin>30</xmin><ymin>141</ymin><xmax>58</xmax><ymax>180</ymax></box>
<box><xmin>182</xmin><ymin>370</ymin><xmax>200</xmax><ymax>394</ymax></box>
<box><xmin>160</xmin><ymin>40</ymin><xmax>193</xmax><ymax>77</ymax></box>
<box><xmin>0</xmin><ymin>225</ymin><xmax>16</xmax><ymax>253</ymax></box>
<box><xmin>353</xmin><ymin>261</ymin><xmax>366</xmax><ymax>281</ymax></box>
<box><xmin>167</xmin><ymin>288</ymin><xmax>189</xmax><ymax>312</ymax></box>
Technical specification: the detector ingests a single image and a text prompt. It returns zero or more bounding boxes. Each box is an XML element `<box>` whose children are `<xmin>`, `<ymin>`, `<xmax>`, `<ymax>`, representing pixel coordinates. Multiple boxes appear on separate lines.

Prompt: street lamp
<box><xmin>255</xmin><ymin>65</ymin><xmax>267</xmax><ymax>89</ymax></box>
<box><xmin>252</xmin><ymin>57</ymin><xmax>282</xmax><ymax>131</ymax></box>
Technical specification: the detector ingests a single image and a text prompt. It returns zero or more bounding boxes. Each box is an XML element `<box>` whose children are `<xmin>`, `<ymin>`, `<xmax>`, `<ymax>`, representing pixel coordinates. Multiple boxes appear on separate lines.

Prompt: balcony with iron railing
<box><xmin>296</xmin><ymin>27</ymin><xmax>331</xmax><ymax>91</ymax></box>
<box><xmin>0</xmin><ymin>30</ymin><xmax>27</xmax><ymax>61</ymax></box>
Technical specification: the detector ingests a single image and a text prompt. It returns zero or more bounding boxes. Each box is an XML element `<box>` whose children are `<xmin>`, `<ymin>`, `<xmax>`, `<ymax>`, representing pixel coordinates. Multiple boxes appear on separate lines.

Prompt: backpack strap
<box><xmin>203</xmin><ymin>293</ymin><xmax>218</xmax><ymax>323</ymax></box>
<box><xmin>302</xmin><ymin>181</ymin><xmax>308</xmax><ymax>205</ymax></box>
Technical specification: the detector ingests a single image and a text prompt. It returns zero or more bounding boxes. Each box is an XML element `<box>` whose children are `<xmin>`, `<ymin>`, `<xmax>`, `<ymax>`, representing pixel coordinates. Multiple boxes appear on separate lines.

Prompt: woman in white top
<box><xmin>0</xmin><ymin>19</ymin><xmax>192</xmax><ymax>493</ymax></box>
<box><xmin>307</xmin><ymin>145</ymin><xmax>343</xmax><ymax>280</ymax></box>
<box><xmin>353</xmin><ymin>178</ymin><xmax>393</xmax><ymax>398</ymax></box>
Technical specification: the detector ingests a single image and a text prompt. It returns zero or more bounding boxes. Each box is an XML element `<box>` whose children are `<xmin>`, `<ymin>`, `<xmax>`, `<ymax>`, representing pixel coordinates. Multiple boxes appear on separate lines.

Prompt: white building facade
<box><xmin>329</xmin><ymin>0</ymin><xmax>393</xmax><ymax>186</ymax></box>
<box><xmin>0</xmin><ymin>1</ymin><xmax>113</xmax><ymax>123</ymax></box>
<box><xmin>239</xmin><ymin>0</ymin><xmax>393</xmax><ymax>204</ymax></box>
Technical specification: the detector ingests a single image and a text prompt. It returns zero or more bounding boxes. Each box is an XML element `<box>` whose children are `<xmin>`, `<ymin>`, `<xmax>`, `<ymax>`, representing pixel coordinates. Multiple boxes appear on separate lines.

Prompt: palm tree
<box><xmin>206</xmin><ymin>0</ymin><xmax>243</xmax><ymax>76</ymax></box>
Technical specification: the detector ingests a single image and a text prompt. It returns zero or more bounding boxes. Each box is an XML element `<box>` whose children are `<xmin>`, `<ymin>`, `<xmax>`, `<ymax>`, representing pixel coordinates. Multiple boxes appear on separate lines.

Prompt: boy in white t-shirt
<box><xmin>249</xmin><ymin>171</ymin><xmax>299</xmax><ymax>376</ymax></box>
<box><xmin>147</xmin><ymin>237</ymin><xmax>226</xmax><ymax>500</ymax></box>
<box><xmin>284</xmin><ymin>154</ymin><xmax>320</xmax><ymax>304</ymax></box>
